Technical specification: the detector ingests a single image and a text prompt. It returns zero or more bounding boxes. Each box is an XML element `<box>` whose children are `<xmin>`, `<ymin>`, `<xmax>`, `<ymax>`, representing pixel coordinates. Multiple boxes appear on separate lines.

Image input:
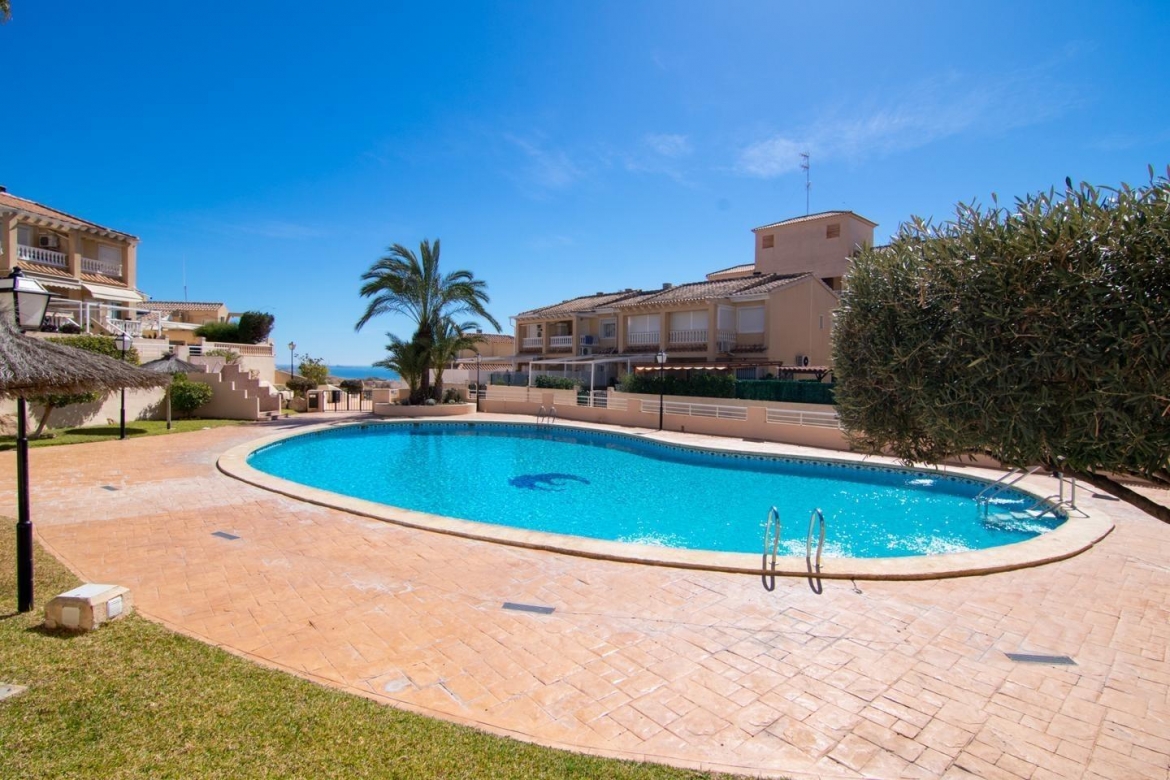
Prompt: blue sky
<box><xmin>3</xmin><ymin>1</ymin><xmax>1168</xmax><ymax>365</ymax></box>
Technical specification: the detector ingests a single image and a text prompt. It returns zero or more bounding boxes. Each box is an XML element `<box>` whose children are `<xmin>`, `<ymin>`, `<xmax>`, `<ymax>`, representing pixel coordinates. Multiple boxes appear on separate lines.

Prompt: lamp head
<box><xmin>655</xmin><ymin>350</ymin><xmax>667</xmax><ymax>365</ymax></box>
<box><xmin>0</xmin><ymin>268</ymin><xmax>56</xmax><ymax>332</ymax></box>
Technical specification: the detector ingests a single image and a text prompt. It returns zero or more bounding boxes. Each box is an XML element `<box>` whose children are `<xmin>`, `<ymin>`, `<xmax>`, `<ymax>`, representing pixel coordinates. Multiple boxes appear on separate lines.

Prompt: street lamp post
<box><xmin>475</xmin><ymin>351</ymin><xmax>481</xmax><ymax>412</ymax></box>
<box><xmin>116</xmin><ymin>332</ymin><xmax>132</xmax><ymax>439</ymax></box>
<box><xmin>655</xmin><ymin>350</ymin><xmax>667</xmax><ymax>431</ymax></box>
<box><xmin>288</xmin><ymin>341</ymin><xmax>296</xmax><ymax>377</ymax></box>
<box><xmin>0</xmin><ymin>268</ymin><xmax>56</xmax><ymax>613</ymax></box>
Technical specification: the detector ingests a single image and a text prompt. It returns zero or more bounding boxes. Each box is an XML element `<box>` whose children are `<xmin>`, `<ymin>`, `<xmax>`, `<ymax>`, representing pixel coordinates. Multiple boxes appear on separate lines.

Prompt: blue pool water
<box><xmin>248</xmin><ymin>422</ymin><xmax>1063</xmax><ymax>558</ymax></box>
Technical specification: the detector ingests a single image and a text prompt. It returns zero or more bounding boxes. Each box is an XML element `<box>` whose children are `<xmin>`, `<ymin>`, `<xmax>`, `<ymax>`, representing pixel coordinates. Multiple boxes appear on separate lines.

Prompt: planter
<box><xmin>373</xmin><ymin>402</ymin><xmax>475</xmax><ymax>418</ymax></box>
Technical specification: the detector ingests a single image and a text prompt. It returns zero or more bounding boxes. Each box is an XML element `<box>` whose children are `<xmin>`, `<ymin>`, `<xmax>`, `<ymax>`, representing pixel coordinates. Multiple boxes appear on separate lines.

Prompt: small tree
<box><xmin>286</xmin><ymin>376</ymin><xmax>317</xmax><ymax>397</ymax></box>
<box><xmin>170</xmin><ymin>376</ymin><xmax>214</xmax><ymax>418</ymax></box>
<box><xmin>374</xmin><ymin>335</ymin><xmax>427</xmax><ymax>402</ymax></box>
<box><xmin>298</xmin><ymin>355</ymin><xmax>329</xmax><ymax>386</ymax></box>
<box><xmin>236</xmin><ymin>311</ymin><xmax>275</xmax><ymax>344</ymax></box>
<box><xmin>834</xmin><ymin>170</ymin><xmax>1170</xmax><ymax>523</ymax></box>
<box><xmin>205</xmin><ymin>348</ymin><xmax>241</xmax><ymax>364</ymax></box>
<box><xmin>338</xmin><ymin>379</ymin><xmax>364</xmax><ymax>395</ymax></box>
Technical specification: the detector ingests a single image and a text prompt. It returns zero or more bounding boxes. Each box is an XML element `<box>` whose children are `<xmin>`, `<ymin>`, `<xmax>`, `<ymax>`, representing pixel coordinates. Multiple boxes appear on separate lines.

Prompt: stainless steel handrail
<box><xmin>806</xmin><ymin>508</ymin><xmax>826</xmax><ymax>571</ymax></box>
<box><xmin>762</xmin><ymin>506</ymin><xmax>781</xmax><ymax>591</ymax></box>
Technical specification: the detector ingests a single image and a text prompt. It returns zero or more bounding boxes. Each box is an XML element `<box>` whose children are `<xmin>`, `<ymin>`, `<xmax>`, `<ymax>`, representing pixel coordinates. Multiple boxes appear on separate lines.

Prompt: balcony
<box><xmin>548</xmin><ymin>335</ymin><xmax>572</xmax><ymax>350</ymax></box>
<box><xmin>17</xmin><ymin>244</ymin><xmax>67</xmax><ymax>268</ymax></box>
<box><xmin>626</xmin><ymin>331</ymin><xmax>660</xmax><ymax>347</ymax></box>
<box><xmin>82</xmin><ymin>255</ymin><xmax>123</xmax><ymax>278</ymax></box>
<box><xmin>521</xmin><ymin>337</ymin><xmax>543</xmax><ymax>350</ymax></box>
<box><xmin>668</xmin><ymin>329</ymin><xmax>707</xmax><ymax>346</ymax></box>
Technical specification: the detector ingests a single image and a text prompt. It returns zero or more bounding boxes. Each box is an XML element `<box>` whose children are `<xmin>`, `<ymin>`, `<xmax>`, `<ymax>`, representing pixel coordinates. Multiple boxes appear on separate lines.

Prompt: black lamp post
<box><xmin>288</xmin><ymin>341</ymin><xmax>296</xmax><ymax>377</ymax></box>
<box><xmin>655</xmin><ymin>349</ymin><xmax>667</xmax><ymax>431</ymax></box>
<box><xmin>0</xmin><ymin>268</ymin><xmax>56</xmax><ymax>613</ymax></box>
<box><xmin>475</xmin><ymin>351</ymin><xmax>481</xmax><ymax>412</ymax></box>
<box><xmin>116</xmin><ymin>332</ymin><xmax>132</xmax><ymax>440</ymax></box>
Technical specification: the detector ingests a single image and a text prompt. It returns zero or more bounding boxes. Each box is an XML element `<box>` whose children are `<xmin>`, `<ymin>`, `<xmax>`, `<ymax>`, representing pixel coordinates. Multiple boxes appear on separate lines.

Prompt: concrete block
<box><xmin>44</xmin><ymin>583</ymin><xmax>132</xmax><ymax>631</ymax></box>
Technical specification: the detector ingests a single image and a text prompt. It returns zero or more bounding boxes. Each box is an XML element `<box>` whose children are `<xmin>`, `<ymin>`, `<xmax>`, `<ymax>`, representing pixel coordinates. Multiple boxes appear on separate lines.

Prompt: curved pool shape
<box><xmin>245</xmin><ymin>422</ymin><xmax>1063</xmax><ymax>559</ymax></box>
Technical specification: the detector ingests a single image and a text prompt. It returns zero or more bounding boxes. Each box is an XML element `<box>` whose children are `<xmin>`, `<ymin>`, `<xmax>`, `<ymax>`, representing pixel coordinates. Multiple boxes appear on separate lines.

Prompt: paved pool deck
<box><xmin>4</xmin><ymin>413</ymin><xmax>1168</xmax><ymax>779</ymax></box>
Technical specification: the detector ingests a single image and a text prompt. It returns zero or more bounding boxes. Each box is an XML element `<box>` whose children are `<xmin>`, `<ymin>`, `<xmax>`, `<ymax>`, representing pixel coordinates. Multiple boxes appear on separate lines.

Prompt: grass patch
<box><xmin>0</xmin><ymin>538</ymin><xmax>739</xmax><ymax>779</ymax></box>
<box><xmin>0</xmin><ymin>419</ymin><xmax>244</xmax><ymax>451</ymax></box>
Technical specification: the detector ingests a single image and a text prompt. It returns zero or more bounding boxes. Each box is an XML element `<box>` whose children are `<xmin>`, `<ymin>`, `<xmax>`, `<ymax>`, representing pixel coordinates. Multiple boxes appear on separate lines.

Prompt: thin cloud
<box><xmin>644</xmin><ymin>133</ymin><xmax>692</xmax><ymax>158</ymax></box>
<box><xmin>230</xmin><ymin>220</ymin><xmax>324</xmax><ymax>240</ymax></box>
<box><xmin>505</xmin><ymin>134</ymin><xmax>585</xmax><ymax>192</ymax></box>
<box><xmin>735</xmin><ymin>69</ymin><xmax>1079</xmax><ymax>178</ymax></box>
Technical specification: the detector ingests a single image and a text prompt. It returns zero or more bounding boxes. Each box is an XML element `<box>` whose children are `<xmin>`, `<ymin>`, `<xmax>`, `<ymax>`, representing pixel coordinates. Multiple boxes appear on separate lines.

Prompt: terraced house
<box><xmin>514</xmin><ymin>211</ymin><xmax>875</xmax><ymax>382</ymax></box>
<box><xmin>0</xmin><ymin>185</ymin><xmax>143</xmax><ymax>334</ymax></box>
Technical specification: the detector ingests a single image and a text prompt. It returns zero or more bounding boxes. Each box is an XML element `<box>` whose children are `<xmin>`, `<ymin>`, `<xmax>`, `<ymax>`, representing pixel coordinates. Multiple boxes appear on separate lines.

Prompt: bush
<box><xmin>170</xmin><ymin>377</ymin><xmax>213</xmax><ymax>418</ymax></box>
<box><xmin>618</xmin><ymin>370</ymin><xmax>735</xmax><ymax>398</ymax></box>
<box><xmin>532</xmin><ymin>375</ymin><xmax>578</xmax><ymax>390</ymax></box>
<box><xmin>194</xmin><ymin>321</ymin><xmax>241</xmax><ymax>342</ymax></box>
<box><xmin>441</xmin><ymin>387</ymin><xmax>462</xmax><ymax>404</ymax></box>
<box><xmin>47</xmin><ymin>334</ymin><xmax>140</xmax><ymax>364</ymax></box>
<box><xmin>286</xmin><ymin>376</ymin><xmax>317</xmax><ymax>397</ymax></box>
<box><xmin>736</xmin><ymin>380</ymin><xmax>835</xmax><ymax>405</ymax></box>
<box><xmin>236</xmin><ymin>311</ymin><xmax>275</xmax><ymax>344</ymax></box>
<box><xmin>205</xmin><ymin>348</ymin><xmax>240</xmax><ymax>364</ymax></box>
<box><xmin>298</xmin><ymin>356</ymin><xmax>329</xmax><ymax>386</ymax></box>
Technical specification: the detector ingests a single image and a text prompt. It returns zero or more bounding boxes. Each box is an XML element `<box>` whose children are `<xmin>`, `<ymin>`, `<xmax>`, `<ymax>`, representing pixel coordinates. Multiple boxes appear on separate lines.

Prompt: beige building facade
<box><xmin>513</xmin><ymin>210</ymin><xmax>875</xmax><ymax>381</ymax></box>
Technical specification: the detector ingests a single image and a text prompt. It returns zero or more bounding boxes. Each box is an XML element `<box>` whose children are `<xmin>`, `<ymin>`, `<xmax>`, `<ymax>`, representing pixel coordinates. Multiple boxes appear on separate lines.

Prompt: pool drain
<box><xmin>211</xmin><ymin>531</ymin><xmax>241</xmax><ymax>540</ymax></box>
<box><xmin>502</xmin><ymin>602</ymin><xmax>555</xmax><ymax>615</ymax></box>
<box><xmin>1005</xmin><ymin>653</ymin><xmax>1076</xmax><ymax>665</ymax></box>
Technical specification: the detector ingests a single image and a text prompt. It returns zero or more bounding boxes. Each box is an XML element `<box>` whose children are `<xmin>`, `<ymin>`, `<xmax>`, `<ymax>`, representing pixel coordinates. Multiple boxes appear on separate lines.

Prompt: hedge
<box><xmin>618</xmin><ymin>371</ymin><xmax>735</xmax><ymax>399</ymax></box>
<box><xmin>735</xmin><ymin>380</ymin><xmax>835</xmax><ymax>405</ymax></box>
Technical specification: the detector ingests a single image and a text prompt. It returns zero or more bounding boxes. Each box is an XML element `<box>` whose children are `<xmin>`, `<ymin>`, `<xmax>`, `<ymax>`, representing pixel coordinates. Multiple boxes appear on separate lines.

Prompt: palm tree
<box><xmin>357</xmin><ymin>239</ymin><xmax>500</xmax><ymax>401</ymax></box>
<box><xmin>373</xmin><ymin>335</ymin><xmax>428</xmax><ymax>401</ymax></box>
<box><xmin>430</xmin><ymin>318</ymin><xmax>486</xmax><ymax>401</ymax></box>
<box><xmin>0</xmin><ymin>1</ymin><xmax>10</xmax><ymax>22</ymax></box>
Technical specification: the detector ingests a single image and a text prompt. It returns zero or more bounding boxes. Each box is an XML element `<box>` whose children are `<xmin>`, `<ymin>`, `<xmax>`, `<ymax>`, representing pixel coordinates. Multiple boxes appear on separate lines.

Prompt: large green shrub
<box><xmin>286</xmin><ymin>376</ymin><xmax>317</xmax><ymax>397</ymax></box>
<box><xmin>736</xmin><ymin>380</ymin><xmax>835</xmax><ymax>405</ymax></box>
<box><xmin>618</xmin><ymin>371</ymin><xmax>735</xmax><ymax>398</ymax></box>
<box><xmin>834</xmin><ymin>170</ymin><xmax>1170</xmax><ymax>523</ymax></box>
<box><xmin>297</xmin><ymin>356</ymin><xmax>329</xmax><ymax>386</ymax></box>
<box><xmin>194</xmin><ymin>321</ymin><xmax>240</xmax><ymax>342</ymax></box>
<box><xmin>170</xmin><ymin>377</ymin><xmax>213</xmax><ymax>418</ymax></box>
<box><xmin>533</xmin><ymin>375</ymin><xmax>578</xmax><ymax>390</ymax></box>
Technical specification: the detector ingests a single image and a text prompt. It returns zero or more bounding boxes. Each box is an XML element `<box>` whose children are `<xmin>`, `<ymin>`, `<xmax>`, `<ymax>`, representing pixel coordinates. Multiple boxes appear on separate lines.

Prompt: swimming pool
<box><xmin>245</xmin><ymin>421</ymin><xmax>1063</xmax><ymax>559</ymax></box>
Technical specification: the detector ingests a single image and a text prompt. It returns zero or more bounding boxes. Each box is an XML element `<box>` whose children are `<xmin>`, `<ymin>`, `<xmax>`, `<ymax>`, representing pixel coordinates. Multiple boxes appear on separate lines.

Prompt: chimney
<box><xmin>662</xmin><ymin>282</ymin><xmax>673</xmax><ymax>290</ymax></box>
<box><xmin>0</xmin><ymin>185</ymin><xmax>6</xmax><ymax>193</ymax></box>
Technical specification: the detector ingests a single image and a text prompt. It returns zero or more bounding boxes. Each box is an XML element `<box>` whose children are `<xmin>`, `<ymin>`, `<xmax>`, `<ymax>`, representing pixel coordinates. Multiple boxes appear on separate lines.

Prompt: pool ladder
<box><xmin>806</xmin><ymin>508</ymin><xmax>826</xmax><ymax>573</ymax></box>
<box><xmin>762</xmin><ymin>506</ymin><xmax>781</xmax><ymax>591</ymax></box>
<box><xmin>536</xmin><ymin>405</ymin><xmax>558</xmax><ymax>424</ymax></box>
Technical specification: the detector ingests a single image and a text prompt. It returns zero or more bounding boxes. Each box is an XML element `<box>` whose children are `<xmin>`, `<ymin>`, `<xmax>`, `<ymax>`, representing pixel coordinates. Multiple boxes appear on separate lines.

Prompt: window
<box><xmin>668</xmin><ymin>310</ymin><xmax>708</xmax><ymax>331</ymax></box>
<box><xmin>737</xmin><ymin>306</ymin><xmax>765</xmax><ymax>333</ymax></box>
<box><xmin>525</xmin><ymin>323</ymin><xmax>542</xmax><ymax>338</ymax></box>
<box><xmin>600</xmin><ymin>319</ymin><xmax>616</xmax><ymax>339</ymax></box>
<box><xmin>761</xmin><ymin>234</ymin><xmax>775</xmax><ymax>249</ymax></box>
<box><xmin>826</xmin><ymin>223</ymin><xmax>841</xmax><ymax>239</ymax></box>
<box><xmin>98</xmin><ymin>244</ymin><xmax>121</xmax><ymax>266</ymax></box>
<box><xmin>626</xmin><ymin>314</ymin><xmax>659</xmax><ymax>333</ymax></box>
<box><xmin>16</xmin><ymin>225</ymin><xmax>32</xmax><ymax>246</ymax></box>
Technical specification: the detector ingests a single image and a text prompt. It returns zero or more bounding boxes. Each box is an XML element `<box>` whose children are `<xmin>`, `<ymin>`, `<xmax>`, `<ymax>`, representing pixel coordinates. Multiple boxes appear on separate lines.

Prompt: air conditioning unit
<box><xmin>38</xmin><ymin>234</ymin><xmax>60</xmax><ymax>249</ymax></box>
<box><xmin>579</xmin><ymin>346</ymin><xmax>593</xmax><ymax>356</ymax></box>
<box><xmin>582</xmin><ymin>335</ymin><xmax>596</xmax><ymax>345</ymax></box>
<box><xmin>794</xmin><ymin>354</ymin><xmax>810</xmax><ymax>367</ymax></box>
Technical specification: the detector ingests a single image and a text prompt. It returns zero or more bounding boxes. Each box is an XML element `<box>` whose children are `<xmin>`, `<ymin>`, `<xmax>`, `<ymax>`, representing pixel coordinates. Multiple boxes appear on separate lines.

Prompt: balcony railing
<box><xmin>626</xmin><ymin>331</ymin><xmax>660</xmax><ymax>346</ymax></box>
<box><xmin>668</xmin><ymin>329</ymin><xmax>707</xmax><ymax>345</ymax></box>
<box><xmin>548</xmin><ymin>335</ymin><xmax>572</xmax><ymax>348</ymax></box>
<box><xmin>522</xmin><ymin>337</ymin><xmax>543</xmax><ymax>349</ymax></box>
<box><xmin>81</xmin><ymin>256</ymin><xmax>123</xmax><ymax>277</ymax></box>
<box><xmin>17</xmin><ymin>244</ymin><xmax>67</xmax><ymax>268</ymax></box>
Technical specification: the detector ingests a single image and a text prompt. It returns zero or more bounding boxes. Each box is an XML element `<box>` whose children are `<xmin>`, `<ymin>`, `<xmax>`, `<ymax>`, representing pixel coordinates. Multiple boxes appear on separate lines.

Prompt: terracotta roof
<box><xmin>139</xmin><ymin>301</ymin><xmax>226</xmax><ymax>312</ymax></box>
<box><xmin>516</xmin><ymin>289</ymin><xmax>646</xmax><ymax>320</ymax></box>
<box><xmin>752</xmin><ymin>210</ymin><xmax>877</xmax><ymax>232</ymax></box>
<box><xmin>80</xmin><ymin>272</ymin><xmax>128</xmax><ymax>287</ymax></box>
<box><xmin>706</xmin><ymin>263</ymin><xmax>757</xmax><ymax>280</ymax></box>
<box><xmin>0</xmin><ymin>191</ymin><xmax>138</xmax><ymax>240</ymax></box>
<box><xmin>612</xmin><ymin>273</ymin><xmax>811</xmax><ymax>309</ymax></box>
<box><xmin>16</xmin><ymin>261</ymin><xmax>73</xmax><ymax>279</ymax></box>
<box><xmin>471</xmin><ymin>333</ymin><xmax>514</xmax><ymax>344</ymax></box>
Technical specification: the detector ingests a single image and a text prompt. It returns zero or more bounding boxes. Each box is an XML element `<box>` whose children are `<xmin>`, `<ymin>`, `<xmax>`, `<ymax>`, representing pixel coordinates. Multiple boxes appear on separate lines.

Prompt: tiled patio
<box><xmin>4</xmin><ymin>415</ymin><xmax>1168</xmax><ymax>779</ymax></box>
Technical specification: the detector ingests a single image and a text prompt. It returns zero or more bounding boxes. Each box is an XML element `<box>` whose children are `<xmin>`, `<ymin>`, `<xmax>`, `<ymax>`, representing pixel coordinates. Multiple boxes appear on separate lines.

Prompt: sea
<box><xmin>326</xmin><ymin>365</ymin><xmax>400</xmax><ymax>381</ymax></box>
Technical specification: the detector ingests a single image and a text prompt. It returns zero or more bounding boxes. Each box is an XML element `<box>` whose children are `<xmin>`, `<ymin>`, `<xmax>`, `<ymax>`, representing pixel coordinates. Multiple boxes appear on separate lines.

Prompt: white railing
<box><xmin>717</xmin><ymin>329</ymin><xmax>736</xmax><ymax>346</ymax></box>
<box><xmin>577</xmin><ymin>391</ymin><xmax>628</xmax><ymax>410</ymax></box>
<box><xmin>627</xmin><ymin>331</ymin><xmax>660</xmax><ymax>346</ymax></box>
<box><xmin>482</xmin><ymin>385</ymin><xmax>532</xmax><ymax>402</ymax></box>
<box><xmin>105</xmin><ymin>317</ymin><xmax>143</xmax><ymax>337</ymax></box>
<box><xmin>81</xmin><ymin>256</ymin><xmax>123</xmax><ymax>277</ymax></box>
<box><xmin>642</xmin><ymin>399</ymin><xmax>749</xmax><ymax>421</ymax></box>
<box><xmin>18</xmin><ymin>244</ymin><xmax>68</xmax><ymax>268</ymax></box>
<box><xmin>766</xmin><ymin>408</ymin><xmax>841</xmax><ymax>428</ymax></box>
<box><xmin>668</xmin><ymin>329</ymin><xmax>707</xmax><ymax>345</ymax></box>
<box><xmin>548</xmin><ymin>335</ymin><xmax>572</xmax><ymax>348</ymax></box>
<box><xmin>204</xmin><ymin>341</ymin><xmax>275</xmax><ymax>357</ymax></box>
<box><xmin>522</xmin><ymin>337</ymin><xmax>543</xmax><ymax>349</ymax></box>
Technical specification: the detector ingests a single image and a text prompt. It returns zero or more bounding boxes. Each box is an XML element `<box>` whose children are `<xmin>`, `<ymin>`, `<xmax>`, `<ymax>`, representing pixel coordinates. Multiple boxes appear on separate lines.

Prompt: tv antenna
<box><xmin>800</xmin><ymin>152</ymin><xmax>810</xmax><ymax>215</ymax></box>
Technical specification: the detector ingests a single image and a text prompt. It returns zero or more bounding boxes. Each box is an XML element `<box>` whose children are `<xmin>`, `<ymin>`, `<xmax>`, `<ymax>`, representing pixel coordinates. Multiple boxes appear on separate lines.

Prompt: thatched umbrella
<box><xmin>0</xmin><ymin>320</ymin><xmax>170</xmax><ymax>613</ymax></box>
<box><xmin>139</xmin><ymin>352</ymin><xmax>203</xmax><ymax>430</ymax></box>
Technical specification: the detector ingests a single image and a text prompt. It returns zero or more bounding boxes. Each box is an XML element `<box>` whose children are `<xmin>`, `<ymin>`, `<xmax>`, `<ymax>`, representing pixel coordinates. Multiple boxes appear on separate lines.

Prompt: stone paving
<box><xmin>3</xmin><ymin>415</ymin><xmax>1168</xmax><ymax>779</ymax></box>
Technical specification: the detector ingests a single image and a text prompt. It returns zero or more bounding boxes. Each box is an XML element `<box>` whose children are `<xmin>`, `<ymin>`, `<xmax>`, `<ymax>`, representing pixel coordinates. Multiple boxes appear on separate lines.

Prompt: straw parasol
<box><xmin>139</xmin><ymin>352</ymin><xmax>204</xmax><ymax>429</ymax></box>
<box><xmin>0</xmin><ymin>321</ymin><xmax>170</xmax><ymax>398</ymax></box>
<box><xmin>0</xmin><ymin>320</ymin><xmax>170</xmax><ymax>613</ymax></box>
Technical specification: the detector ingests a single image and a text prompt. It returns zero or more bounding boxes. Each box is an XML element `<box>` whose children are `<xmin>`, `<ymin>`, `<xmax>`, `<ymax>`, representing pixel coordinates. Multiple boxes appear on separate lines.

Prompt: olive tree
<box><xmin>833</xmin><ymin>170</ymin><xmax>1170</xmax><ymax>523</ymax></box>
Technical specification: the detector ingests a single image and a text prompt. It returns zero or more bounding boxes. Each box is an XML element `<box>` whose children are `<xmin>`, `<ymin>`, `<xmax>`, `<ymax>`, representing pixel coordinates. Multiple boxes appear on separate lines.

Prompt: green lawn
<box><xmin>0</xmin><ymin>419</ymin><xmax>244</xmax><ymax>451</ymax></box>
<box><xmin>0</xmin><ymin>538</ymin><xmax>739</xmax><ymax>779</ymax></box>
